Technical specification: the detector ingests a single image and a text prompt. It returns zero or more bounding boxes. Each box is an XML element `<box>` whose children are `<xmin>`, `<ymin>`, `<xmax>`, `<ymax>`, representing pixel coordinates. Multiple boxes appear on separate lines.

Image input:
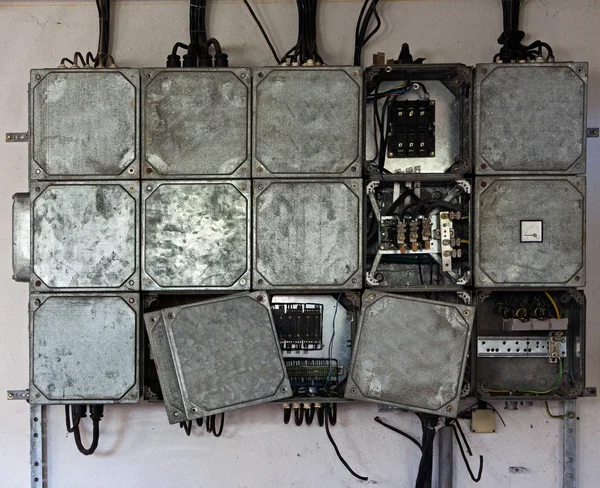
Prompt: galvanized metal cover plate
<box><xmin>31</xmin><ymin>181</ymin><xmax>139</xmax><ymax>291</ymax></box>
<box><xmin>253</xmin><ymin>179</ymin><xmax>363</xmax><ymax>289</ymax></box>
<box><xmin>345</xmin><ymin>292</ymin><xmax>474</xmax><ymax>417</ymax></box>
<box><xmin>475</xmin><ymin>176</ymin><xmax>585</xmax><ymax>287</ymax></box>
<box><xmin>142</xmin><ymin>68</ymin><xmax>251</xmax><ymax>177</ymax></box>
<box><xmin>29</xmin><ymin>293</ymin><xmax>140</xmax><ymax>404</ymax></box>
<box><xmin>30</xmin><ymin>69</ymin><xmax>139</xmax><ymax>179</ymax></box>
<box><xmin>474</xmin><ymin>63</ymin><xmax>587</xmax><ymax>174</ymax></box>
<box><xmin>12</xmin><ymin>193</ymin><xmax>30</xmax><ymax>282</ymax></box>
<box><xmin>144</xmin><ymin>292</ymin><xmax>292</xmax><ymax>423</ymax></box>
<box><xmin>142</xmin><ymin>180</ymin><xmax>250</xmax><ymax>290</ymax></box>
<box><xmin>253</xmin><ymin>67</ymin><xmax>363</xmax><ymax>177</ymax></box>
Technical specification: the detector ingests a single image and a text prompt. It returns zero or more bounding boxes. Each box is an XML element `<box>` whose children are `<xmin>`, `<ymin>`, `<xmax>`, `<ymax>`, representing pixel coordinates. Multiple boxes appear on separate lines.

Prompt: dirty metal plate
<box><xmin>253</xmin><ymin>179</ymin><xmax>363</xmax><ymax>289</ymax></box>
<box><xmin>145</xmin><ymin>292</ymin><xmax>292</xmax><ymax>423</ymax></box>
<box><xmin>32</xmin><ymin>181</ymin><xmax>139</xmax><ymax>291</ymax></box>
<box><xmin>29</xmin><ymin>294</ymin><xmax>140</xmax><ymax>404</ymax></box>
<box><xmin>474</xmin><ymin>63</ymin><xmax>587</xmax><ymax>174</ymax></box>
<box><xmin>142</xmin><ymin>68</ymin><xmax>251</xmax><ymax>177</ymax></box>
<box><xmin>345</xmin><ymin>292</ymin><xmax>474</xmax><ymax>417</ymax></box>
<box><xmin>253</xmin><ymin>67</ymin><xmax>363</xmax><ymax>177</ymax></box>
<box><xmin>12</xmin><ymin>193</ymin><xmax>31</xmax><ymax>283</ymax></box>
<box><xmin>142</xmin><ymin>181</ymin><xmax>250</xmax><ymax>290</ymax></box>
<box><xmin>30</xmin><ymin>69</ymin><xmax>139</xmax><ymax>179</ymax></box>
<box><xmin>477</xmin><ymin>336</ymin><xmax>567</xmax><ymax>358</ymax></box>
<box><xmin>475</xmin><ymin>177</ymin><xmax>585</xmax><ymax>287</ymax></box>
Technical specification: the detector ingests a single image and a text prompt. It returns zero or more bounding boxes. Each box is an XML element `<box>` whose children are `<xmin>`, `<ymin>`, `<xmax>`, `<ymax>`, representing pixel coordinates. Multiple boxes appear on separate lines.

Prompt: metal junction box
<box><xmin>142</xmin><ymin>68</ymin><xmax>251</xmax><ymax>178</ymax></box>
<box><xmin>345</xmin><ymin>292</ymin><xmax>474</xmax><ymax>417</ymax></box>
<box><xmin>142</xmin><ymin>180</ymin><xmax>250</xmax><ymax>290</ymax></box>
<box><xmin>253</xmin><ymin>179</ymin><xmax>363</xmax><ymax>289</ymax></box>
<box><xmin>475</xmin><ymin>176</ymin><xmax>585</xmax><ymax>287</ymax></box>
<box><xmin>29</xmin><ymin>293</ymin><xmax>140</xmax><ymax>404</ymax></box>
<box><xmin>31</xmin><ymin>181</ymin><xmax>139</xmax><ymax>291</ymax></box>
<box><xmin>30</xmin><ymin>68</ymin><xmax>139</xmax><ymax>180</ymax></box>
<box><xmin>145</xmin><ymin>292</ymin><xmax>292</xmax><ymax>423</ymax></box>
<box><xmin>253</xmin><ymin>67</ymin><xmax>363</xmax><ymax>178</ymax></box>
<box><xmin>474</xmin><ymin>63</ymin><xmax>588</xmax><ymax>174</ymax></box>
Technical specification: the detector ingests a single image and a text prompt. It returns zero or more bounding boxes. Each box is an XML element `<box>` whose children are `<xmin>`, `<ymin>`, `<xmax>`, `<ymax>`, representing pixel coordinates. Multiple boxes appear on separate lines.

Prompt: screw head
<box><xmin>35</xmin><ymin>393</ymin><xmax>40</xmax><ymax>398</ymax></box>
<box><xmin>256</xmin><ymin>166</ymin><xmax>263</xmax><ymax>173</ymax></box>
<box><xmin>281</xmin><ymin>387</ymin><xmax>287</xmax><ymax>392</ymax></box>
<box><xmin>368</xmin><ymin>294</ymin><xmax>376</xmax><ymax>301</ymax></box>
<box><xmin>480</xmin><ymin>181</ymin><xmax>487</xmax><ymax>188</ymax></box>
<box><xmin>351</xmin><ymin>166</ymin><xmax>357</xmax><ymax>172</ymax></box>
<box><xmin>257</xmin><ymin>295</ymin><xmax>264</xmax><ymax>302</ymax></box>
<box><xmin>240</xmin><ymin>278</ymin><xmax>246</xmax><ymax>285</ymax></box>
<box><xmin>168</xmin><ymin>312</ymin><xmax>174</xmax><ymax>319</ymax></box>
<box><xmin>351</xmin><ymin>388</ymin><xmax>357</xmax><ymax>394</ymax></box>
<box><xmin>146</xmin><ymin>185</ymin><xmax>153</xmax><ymax>191</ymax></box>
<box><xmin>146</xmin><ymin>167</ymin><xmax>153</xmax><ymax>174</ymax></box>
<box><xmin>130</xmin><ymin>392</ymin><xmax>136</xmax><ymax>398</ymax></box>
<box><xmin>257</xmin><ymin>279</ymin><xmax>264</xmax><ymax>285</ymax></box>
<box><xmin>351</xmin><ymin>278</ymin><xmax>357</xmax><ymax>284</ymax></box>
<box><xmin>129</xmin><ymin>280</ymin><xmax>135</xmax><ymax>286</ymax></box>
<box><xmin>257</xmin><ymin>72</ymin><xmax>264</xmax><ymax>78</ymax></box>
<box><xmin>447</xmin><ymin>405</ymin><xmax>453</xmax><ymax>412</ymax></box>
<box><xmin>352</xmin><ymin>71</ymin><xmax>360</xmax><ymax>78</ymax></box>
<box><xmin>34</xmin><ymin>299</ymin><xmax>41</xmax><ymax>306</ymax></box>
<box><xmin>34</xmin><ymin>280</ymin><xmax>41</xmax><ymax>287</ymax></box>
<box><xmin>430</xmin><ymin>151</ymin><xmax>435</xmax><ymax>157</ymax></box>
<box><xmin>240</xmin><ymin>185</ymin><xmax>247</xmax><ymax>191</ymax></box>
<box><xmin>464</xmin><ymin>310</ymin><xmax>470</xmax><ymax>316</ymax></box>
<box><xmin>173</xmin><ymin>412</ymin><xmax>179</xmax><ymax>417</ymax></box>
<box><xmin>240</xmin><ymin>73</ymin><xmax>246</xmax><ymax>79</ymax></box>
<box><xmin>35</xmin><ymin>169</ymin><xmax>41</xmax><ymax>175</ymax></box>
<box><xmin>128</xmin><ymin>297</ymin><xmax>135</xmax><ymax>304</ymax></box>
<box><xmin>128</xmin><ymin>167</ymin><xmax>135</xmax><ymax>174</ymax></box>
<box><xmin>480</xmin><ymin>163</ymin><xmax>487</xmax><ymax>169</ymax></box>
<box><xmin>191</xmin><ymin>408</ymin><xmax>198</xmax><ymax>413</ymax></box>
<box><xmin>35</xmin><ymin>187</ymin><xmax>41</xmax><ymax>192</ymax></box>
<box><xmin>35</xmin><ymin>74</ymin><xmax>41</xmax><ymax>80</ymax></box>
<box><xmin>7</xmin><ymin>392</ymin><xmax>13</xmax><ymax>399</ymax></box>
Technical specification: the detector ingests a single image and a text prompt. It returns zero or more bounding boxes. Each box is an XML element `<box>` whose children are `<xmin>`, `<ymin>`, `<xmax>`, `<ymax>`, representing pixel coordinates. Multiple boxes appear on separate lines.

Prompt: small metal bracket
<box><xmin>30</xmin><ymin>404</ymin><xmax>44</xmax><ymax>487</ymax></box>
<box><xmin>7</xmin><ymin>389</ymin><xmax>30</xmax><ymax>400</ymax></box>
<box><xmin>563</xmin><ymin>399</ymin><xmax>576</xmax><ymax>488</ymax></box>
<box><xmin>6</xmin><ymin>132</ymin><xmax>29</xmax><ymax>142</ymax></box>
<box><xmin>583</xmin><ymin>387</ymin><xmax>597</xmax><ymax>397</ymax></box>
<box><xmin>586</xmin><ymin>127</ymin><xmax>599</xmax><ymax>138</ymax></box>
<box><xmin>456</xmin><ymin>291</ymin><xmax>471</xmax><ymax>305</ymax></box>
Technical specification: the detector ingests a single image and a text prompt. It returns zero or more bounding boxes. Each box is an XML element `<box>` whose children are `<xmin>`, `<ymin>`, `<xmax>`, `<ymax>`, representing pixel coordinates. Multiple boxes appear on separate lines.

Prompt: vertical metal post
<box><xmin>30</xmin><ymin>404</ymin><xmax>44</xmax><ymax>488</ymax></box>
<box><xmin>438</xmin><ymin>425</ymin><xmax>454</xmax><ymax>488</ymax></box>
<box><xmin>563</xmin><ymin>399</ymin><xmax>576</xmax><ymax>488</ymax></box>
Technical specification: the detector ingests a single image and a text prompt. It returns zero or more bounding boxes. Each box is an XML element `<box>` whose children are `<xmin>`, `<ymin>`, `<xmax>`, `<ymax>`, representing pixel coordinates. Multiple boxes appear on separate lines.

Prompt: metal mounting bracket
<box><xmin>7</xmin><ymin>389</ymin><xmax>29</xmax><ymax>400</ymax></box>
<box><xmin>563</xmin><ymin>399</ymin><xmax>576</xmax><ymax>488</ymax></box>
<box><xmin>5</xmin><ymin>132</ymin><xmax>29</xmax><ymax>142</ymax></box>
<box><xmin>586</xmin><ymin>127</ymin><xmax>599</xmax><ymax>137</ymax></box>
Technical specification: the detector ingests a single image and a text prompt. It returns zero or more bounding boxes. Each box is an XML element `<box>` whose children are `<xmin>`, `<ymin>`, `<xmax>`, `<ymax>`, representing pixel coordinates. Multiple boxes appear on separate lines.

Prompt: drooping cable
<box><xmin>324</xmin><ymin>405</ymin><xmax>368</xmax><ymax>481</ymax></box>
<box><xmin>353</xmin><ymin>0</ymin><xmax>381</xmax><ymax>66</ymax></box>
<box><xmin>242</xmin><ymin>0</ymin><xmax>281</xmax><ymax>64</ymax></box>
<box><xmin>374</xmin><ymin>416</ymin><xmax>423</xmax><ymax>452</ymax></box>
<box><xmin>71</xmin><ymin>405</ymin><xmax>103</xmax><ymax>456</ymax></box>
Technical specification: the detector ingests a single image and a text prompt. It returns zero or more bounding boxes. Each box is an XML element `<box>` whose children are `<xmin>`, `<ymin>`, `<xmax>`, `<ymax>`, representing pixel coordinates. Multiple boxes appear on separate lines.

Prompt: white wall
<box><xmin>0</xmin><ymin>1</ymin><xmax>599</xmax><ymax>487</ymax></box>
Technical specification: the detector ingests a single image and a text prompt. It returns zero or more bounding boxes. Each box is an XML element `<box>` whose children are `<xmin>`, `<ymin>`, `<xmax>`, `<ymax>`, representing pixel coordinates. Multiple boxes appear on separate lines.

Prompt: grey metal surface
<box><xmin>271</xmin><ymin>295</ymin><xmax>352</xmax><ymax>384</ymax></box>
<box><xmin>142</xmin><ymin>180</ymin><xmax>250</xmax><ymax>290</ymax></box>
<box><xmin>370</xmin><ymin>81</ymin><xmax>460</xmax><ymax>174</ymax></box>
<box><xmin>253</xmin><ymin>67</ymin><xmax>363</xmax><ymax>178</ymax></box>
<box><xmin>30</xmin><ymin>69</ymin><xmax>139</xmax><ymax>179</ymax></box>
<box><xmin>142</xmin><ymin>68</ymin><xmax>251</xmax><ymax>178</ymax></box>
<box><xmin>29</xmin><ymin>294</ymin><xmax>140</xmax><ymax>404</ymax></box>
<box><xmin>477</xmin><ymin>336</ymin><xmax>567</xmax><ymax>359</ymax></box>
<box><xmin>12</xmin><ymin>192</ymin><xmax>30</xmax><ymax>282</ymax></box>
<box><xmin>475</xmin><ymin>176</ymin><xmax>585</xmax><ymax>287</ymax></box>
<box><xmin>253</xmin><ymin>179</ymin><xmax>362</xmax><ymax>289</ymax></box>
<box><xmin>474</xmin><ymin>63</ymin><xmax>587</xmax><ymax>174</ymax></box>
<box><xmin>31</xmin><ymin>181</ymin><xmax>139</xmax><ymax>291</ymax></box>
<box><xmin>144</xmin><ymin>292</ymin><xmax>292</xmax><ymax>424</ymax></box>
<box><xmin>345</xmin><ymin>292</ymin><xmax>474</xmax><ymax>417</ymax></box>
<box><xmin>564</xmin><ymin>400</ymin><xmax>577</xmax><ymax>488</ymax></box>
<box><xmin>30</xmin><ymin>404</ymin><xmax>43</xmax><ymax>488</ymax></box>
<box><xmin>438</xmin><ymin>425</ymin><xmax>453</xmax><ymax>488</ymax></box>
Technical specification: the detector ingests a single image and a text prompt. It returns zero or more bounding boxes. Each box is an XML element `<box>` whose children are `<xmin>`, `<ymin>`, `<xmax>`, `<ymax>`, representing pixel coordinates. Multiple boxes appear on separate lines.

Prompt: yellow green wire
<box><xmin>544</xmin><ymin>292</ymin><xmax>561</xmax><ymax>319</ymax></box>
<box><xmin>487</xmin><ymin>359</ymin><xmax>563</xmax><ymax>395</ymax></box>
<box><xmin>545</xmin><ymin>401</ymin><xmax>564</xmax><ymax>419</ymax></box>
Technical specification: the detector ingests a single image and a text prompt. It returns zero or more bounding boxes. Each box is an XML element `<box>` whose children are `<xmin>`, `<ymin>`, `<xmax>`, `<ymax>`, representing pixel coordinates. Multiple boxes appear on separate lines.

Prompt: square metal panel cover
<box><xmin>32</xmin><ymin>182</ymin><xmax>139</xmax><ymax>291</ymax></box>
<box><xmin>345</xmin><ymin>292</ymin><xmax>474</xmax><ymax>417</ymax></box>
<box><xmin>142</xmin><ymin>68</ymin><xmax>251</xmax><ymax>177</ymax></box>
<box><xmin>253</xmin><ymin>67</ymin><xmax>363</xmax><ymax>177</ymax></box>
<box><xmin>30</xmin><ymin>294</ymin><xmax>140</xmax><ymax>404</ymax></box>
<box><xmin>142</xmin><ymin>181</ymin><xmax>250</xmax><ymax>290</ymax></box>
<box><xmin>145</xmin><ymin>292</ymin><xmax>292</xmax><ymax>423</ymax></box>
<box><xmin>30</xmin><ymin>69</ymin><xmax>139</xmax><ymax>179</ymax></box>
<box><xmin>253</xmin><ymin>179</ymin><xmax>362</xmax><ymax>289</ymax></box>
<box><xmin>475</xmin><ymin>177</ymin><xmax>585</xmax><ymax>287</ymax></box>
<box><xmin>474</xmin><ymin>63</ymin><xmax>587</xmax><ymax>174</ymax></box>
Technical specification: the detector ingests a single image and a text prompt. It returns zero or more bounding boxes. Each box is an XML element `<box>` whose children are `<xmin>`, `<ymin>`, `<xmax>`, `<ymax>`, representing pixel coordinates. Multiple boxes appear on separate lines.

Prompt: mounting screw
<box><xmin>350</xmin><ymin>388</ymin><xmax>357</xmax><ymax>394</ymax></box>
<box><xmin>480</xmin><ymin>181</ymin><xmax>487</xmax><ymax>188</ymax></box>
<box><xmin>240</xmin><ymin>73</ymin><xmax>246</xmax><ymax>79</ymax></box>
<box><xmin>35</xmin><ymin>74</ymin><xmax>41</xmax><ymax>80</ymax></box>
<box><xmin>129</xmin><ymin>392</ymin><xmax>136</xmax><ymax>399</ymax></box>
<box><xmin>257</xmin><ymin>72</ymin><xmax>264</xmax><ymax>78</ymax></box>
<box><xmin>240</xmin><ymin>278</ymin><xmax>246</xmax><ymax>285</ymax></box>
<box><xmin>34</xmin><ymin>280</ymin><xmax>41</xmax><ymax>287</ymax></box>
<box><xmin>388</xmin><ymin>151</ymin><xmax>394</xmax><ymax>157</ymax></box>
<box><xmin>256</xmin><ymin>166</ymin><xmax>264</xmax><ymax>173</ymax></box>
<box><xmin>463</xmin><ymin>310</ymin><xmax>470</xmax><ymax>316</ymax></box>
<box><xmin>35</xmin><ymin>169</ymin><xmax>41</xmax><ymax>175</ymax></box>
<box><xmin>240</xmin><ymin>185</ymin><xmax>247</xmax><ymax>191</ymax></box>
<box><xmin>128</xmin><ymin>297</ymin><xmax>135</xmax><ymax>304</ymax></box>
<box><xmin>146</xmin><ymin>167</ymin><xmax>153</xmax><ymax>174</ymax></box>
<box><xmin>6</xmin><ymin>134</ymin><xmax>11</xmax><ymax>141</ymax></box>
<box><xmin>351</xmin><ymin>166</ymin><xmax>357</xmax><ymax>172</ymax></box>
<box><xmin>352</xmin><ymin>71</ymin><xmax>360</xmax><ymax>78</ymax></box>
<box><xmin>173</xmin><ymin>412</ymin><xmax>179</xmax><ymax>417</ymax></box>
<box><xmin>352</xmin><ymin>183</ymin><xmax>358</xmax><ymax>189</ymax></box>
<box><xmin>430</xmin><ymin>152</ymin><xmax>435</xmax><ymax>157</ymax></box>
<box><xmin>35</xmin><ymin>393</ymin><xmax>40</xmax><ymax>398</ymax></box>
<box><xmin>446</xmin><ymin>405</ymin><xmax>453</xmax><ymax>412</ymax></box>
<box><xmin>7</xmin><ymin>392</ymin><xmax>13</xmax><ymax>399</ymax></box>
<box><xmin>257</xmin><ymin>295</ymin><xmax>264</xmax><ymax>302</ymax></box>
<box><xmin>168</xmin><ymin>312</ymin><xmax>174</xmax><ymax>319</ymax></box>
<box><xmin>480</xmin><ymin>163</ymin><xmax>487</xmax><ymax>169</ymax></box>
<box><xmin>146</xmin><ymin>73</ymin><xmax>152</xmax><ymax>78</ymax></box>
<box><xmin>568</xmin><ymin>412</ymin><xmax>576</xmax><ymax>419</ymax></box>
<box><xmin>257</xmin><ymin>279</ymin><xmax>264</xmax><ymax>285</ymax></box>
<box><xmin>129</xmin><ymin>280</ymin><xmax>135</xmax><ymax>286</ymax></box>
<box><xmin>281</xmin><ymin>387</ymin><xmax>287</xmax><ymax>392</ymax></box>
<box><xmin>128</xmin><ymin>167</ymin><xmax>135</xmax><ymax>174</ymax></box>
<box><xmin>257</xmin><ymin>184</ymin><xmax>264</xmax><ymax>191</ymax></box>
<box><xmin>34</xmin><ymin>299</ymin><xmax>41</xmax><ymax>306</ymax></box>
<box><xmin>574</xmin><ymin>276</ymin><xmax>581</xmax><ymax>282</ymax></box>
<box><xmin>351</xmin><ymin>278</ymin><xmax>357</xmax><ymax>284</ymax></box>
<box><xmin>368</xmin><ymin>294</ymin><xmax>376</xmax><ymax>301</ymax></box>
<box><xmin>191</xmin><ymin>408</ymin><xmax>198</xmax><ymax>413</ymax></box>
<box><xmin>35</xmin><ymin>187</ymin><xmax>41</xmax><ymax>192</ymax></box>
<box><xmin>146</xmin><ymin>185</ymin><xmax>153</xmax><ymax>191</ymax></box>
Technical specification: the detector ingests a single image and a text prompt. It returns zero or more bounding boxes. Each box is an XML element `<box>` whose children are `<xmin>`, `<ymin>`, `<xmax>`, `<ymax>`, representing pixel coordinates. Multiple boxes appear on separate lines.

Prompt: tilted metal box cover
<box><xmin>145</xmin><ymin>292</ymin><xmax>292</xmax><ymax>424</ymax></box>
<box><xmin>29</xmin><ymin>293</ymin><xmax>140</xmax><ymax>404</ymax></box>
<box><xmin>474</xmin><ymin>63</ymin><xmax>587</xmax><ymax>174</ymax></box>
<box><xmin>31</xmin><ymin>181</ymin><xmax>139</xmax><ymax>292</ymax></box>
<box><xmin>141</xmin><ymin>180</ymin><xmax>250</xmax><ymax>290</ymax></box>
<box><xmin>474</xmin><ymin>176</ymin><xmax>585</xmax><ymax>287</ymax></box>
<box><xmin>253</xmin><ymin>179</ymin><xmax>363</xmax><ymax>289</ymax></box>
<box><xmin>253</xmin><ymin>67</ymin><xmax>363</xmax><ymax>178</ymax></box>
<box><xmin>345</xmin><ymin>292</ymin><xmax>474</xmax><ymax>417</ymax></box>
<box><xmin>30</xmin><ymin>68</ymin><xmax>139</xmax><ymax>180</ymax></box>
<box><xmin>142</xmin><ymin>68</ymin><xmax>251</xmax><ymax>178</ymax></box>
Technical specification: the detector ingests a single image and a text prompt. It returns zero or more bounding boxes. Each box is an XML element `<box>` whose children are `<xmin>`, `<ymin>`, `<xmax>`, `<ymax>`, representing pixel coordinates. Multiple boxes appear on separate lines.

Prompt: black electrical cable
<box><xmin>385</xmin><ymin>189</ymin><xmax>420</xmax><ymax>216</ymax></box>
<box><xmin>305</xmin><ymin>404</ymin><xmax>315</xmax><ymax>425</ymax></box>
<box><xmin>373</xmin><ymin>416</ymin><xmax>423</xmax><ymax>451</ymax></box>
<box><xmin>65</xmin><ymin>405</ymin><xmax>83</xmax><ymax>433</ymax></box>
<box><xmin>206</xmin><ymin>415</ymin><xmax>214</xmax><ymax>433</ymax></box>
<box><xmin>212</xmin><ymin>413</ymin><xmax>225</xmax><ymax>437</ymax></box>
<box><xmin>317</xmin><ymin>407</ymin><xmax>325</xmax><ymax>427</ymax></box>
<box><xmin>294</xmin><ymin>407</ymin><xmax>305</xmax><ymax>426</ymax></box>
<box><xmin>414</xmin><ymin>414</ymin><xmax>438</xmax><ymax>488</ymax></box>
<box><xmin>353</xmin><ymin>0</ymin><xmax>381</xmax><ymax>66</ymax></box>
<box><xmin>72</xmin><ymin>405</ymin><xmax>103</xmax><ymax>456</ymax></box>
<box><xmin>327</xmin><ymin>403</ymin><xmax>337</xmax><ymax>425</ymax></box>
<box><xmin>196</xmin><ymin>417</ymin><xmax>204</xmax><ymax>427</ymax></box>
<box><xmin>241</xmin><ymin>0</ymin><xmax>280</xmax><ymax>64</ymax></box>
<box><xmin>324</xmin><ymin>406</ymin><xmax>368</xmax><ymax>481</ymax></box>
<box><xmin>283</xmin><ymin>407</ymin><xmax>292</xmax><ymax>424</ymax></box>
<box><xmin>452</xmin><ymin>423</ymin><xmax>484</xmax><ymax>482</ymax></box>
<box><xmin>180</xmin><ymin>420</ymin><xmax>193</xmax><ymax>436</ymax></box>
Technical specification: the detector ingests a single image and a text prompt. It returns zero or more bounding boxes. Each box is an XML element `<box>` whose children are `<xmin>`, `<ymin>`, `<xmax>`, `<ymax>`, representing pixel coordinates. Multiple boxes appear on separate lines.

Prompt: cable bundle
<box><xmin>65</xmin><ymin>405</ymin><xmax>104</xmax><ymax>456</ymax></box>
<box><xmin>354</xmin><ymin>0</ymin><xmax>381</xmax><ymax>66</ymax></box>
<box><xmin>281</xmin><ymin>0</ymin><xmax>323</xmax><ymax>66</ymax></box>
<box><xmin>494</xmin><ymin>0</ymin><xmax>554</xmax><ymax>63</ymax></box>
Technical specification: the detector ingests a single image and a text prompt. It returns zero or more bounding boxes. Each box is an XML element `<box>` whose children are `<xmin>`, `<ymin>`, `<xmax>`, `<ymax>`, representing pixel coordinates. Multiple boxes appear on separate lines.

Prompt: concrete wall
<box><xmin>0</xmin><ymin>1</ymin><xmax>598</xmax><ymax>486</ymax></box>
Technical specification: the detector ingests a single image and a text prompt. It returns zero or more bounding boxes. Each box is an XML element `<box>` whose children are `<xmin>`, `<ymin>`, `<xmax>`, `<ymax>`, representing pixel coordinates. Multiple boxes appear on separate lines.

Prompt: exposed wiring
<box><xmin>325</xmin><ymin>294</ymin><xmax>342</xmax><ymax>386</ymax></box>
<box><xmin>544</xmin><ymin>292</ymin><xmax>561</xmax><ymax>319</ymax></box>
<box><xmin>545</xmin><ymin>401</ymin><xmax>565</xmax><ymax>419</ymax></box>
<box><xmin>242</xmin><ymin>0</ymin><xmax>280</xmax><ymax>64</ymax></box>
<box><xmin>353</xmin><ymin>0</ymin><xmax>381</xmax><ymax>66</ymax></box>
<box><xmin>282</xmin><ymin>0</ymin><xmax>323</xmax><ymax>65</ymax></box>
<box><xmin>324</xmin><ymin>406</ymin><xmax>368</xmax><ymax>481</ymax></box>
<box><xmin>487</xmin><ymin>358</ymin><xmax>564</xmax><ymax>395</ymax></box>
<box><xmin>374</xmin><ymin>416</ymin><xmax>423</xmax><ymax>451</ymax></box>
<box><xmin>451</xmin><ymin>421</ymin><xmax>484</xmax><ymax>482</ymax></box>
